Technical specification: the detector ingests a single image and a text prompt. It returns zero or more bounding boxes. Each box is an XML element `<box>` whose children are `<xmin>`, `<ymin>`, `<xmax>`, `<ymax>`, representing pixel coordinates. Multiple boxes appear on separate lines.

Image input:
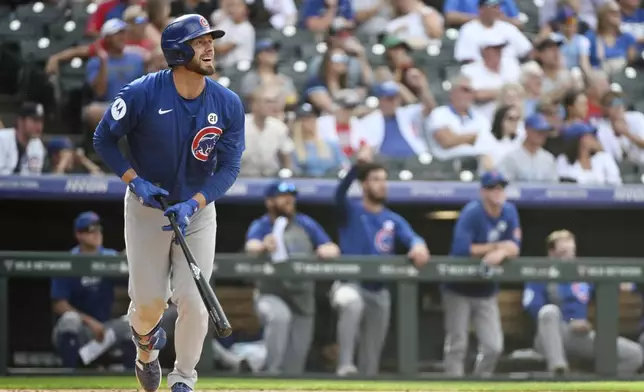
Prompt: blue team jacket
<box><xmin>523</xmin><ymin>281</ymin><xmax>592</xmax><ymax>322</ymax></box>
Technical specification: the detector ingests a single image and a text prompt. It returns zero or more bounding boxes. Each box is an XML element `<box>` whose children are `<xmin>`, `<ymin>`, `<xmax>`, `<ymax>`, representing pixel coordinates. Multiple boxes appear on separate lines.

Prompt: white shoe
<box><xmin>336</xmin><ymin>364</ymin><xmax>358</xmax><ymax>376</ymax></box>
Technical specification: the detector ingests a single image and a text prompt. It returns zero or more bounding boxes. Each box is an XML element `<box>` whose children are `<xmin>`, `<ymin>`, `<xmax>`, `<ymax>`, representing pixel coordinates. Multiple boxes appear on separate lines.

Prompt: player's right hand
<box><xmin>86</xmin><ymin>318</ymin><xmax>106</xmax><ymax>342</ymax></box>
<box><xmin>129</xmin><ymin>177</ymin><xmax>169</xmax><ymax>209</ymax></box>
<box><xmin>263</xmin><ymin>234</ymin><xmax>277</xmax><ymax>252</ymax></box>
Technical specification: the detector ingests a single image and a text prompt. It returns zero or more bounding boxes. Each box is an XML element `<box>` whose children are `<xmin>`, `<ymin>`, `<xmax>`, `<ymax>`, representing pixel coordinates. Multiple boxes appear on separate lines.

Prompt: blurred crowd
<box><xmin>2</xmin><ymin>0</ymin><xmax>644</xmax><ymax>184</ymax></box>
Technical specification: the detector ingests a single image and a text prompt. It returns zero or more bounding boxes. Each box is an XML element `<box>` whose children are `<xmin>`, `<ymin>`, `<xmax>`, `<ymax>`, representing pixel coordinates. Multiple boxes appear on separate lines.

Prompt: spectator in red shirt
<box><xmin>86</xmin><ymin>0</ymin><xmax>144</xmax><ymax>37</ymax></box>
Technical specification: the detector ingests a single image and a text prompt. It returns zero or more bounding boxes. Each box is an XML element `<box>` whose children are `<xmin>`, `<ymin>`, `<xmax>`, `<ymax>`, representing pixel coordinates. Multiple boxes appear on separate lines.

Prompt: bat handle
<box><xmin>156</xmin><ymin>195</ymin><xmax>169</xmax><ymax>210</ymax></box>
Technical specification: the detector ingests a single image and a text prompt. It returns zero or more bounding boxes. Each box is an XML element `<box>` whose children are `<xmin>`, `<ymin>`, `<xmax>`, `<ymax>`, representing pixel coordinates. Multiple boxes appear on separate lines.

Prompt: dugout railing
<box><xmin>0</xmin><ymin>252</ymin><xmax>642</xmax><ymax>377</ymax></box>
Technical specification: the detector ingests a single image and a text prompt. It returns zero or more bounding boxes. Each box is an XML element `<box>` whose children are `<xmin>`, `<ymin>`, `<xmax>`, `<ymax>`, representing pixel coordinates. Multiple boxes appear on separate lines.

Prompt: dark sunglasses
<box><xmin>78</xmin><ymin>224</ymin><xmax>102</xmax><ymax>233</ymax></box>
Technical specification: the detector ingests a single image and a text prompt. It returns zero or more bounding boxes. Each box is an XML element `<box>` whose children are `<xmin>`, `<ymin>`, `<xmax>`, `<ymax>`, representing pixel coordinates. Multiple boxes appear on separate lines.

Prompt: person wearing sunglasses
<box><xmin>330</xmin><ymin>147</ymin><xmax>430</xmax><ymax>376</ymax></box>
<box><xmin>443</xmin><ymin>171</ymin><xmax>521</xmax><ymax>376</ymax></box>
<box><xmin>50</xmin><ymin>212</ymin><xmax>135</xmax><ymax>369</ymax></box>
<box><xmin>245</xmin><ymin>181</ymin><xmax>340</xmax><ymax>375</ymax></box>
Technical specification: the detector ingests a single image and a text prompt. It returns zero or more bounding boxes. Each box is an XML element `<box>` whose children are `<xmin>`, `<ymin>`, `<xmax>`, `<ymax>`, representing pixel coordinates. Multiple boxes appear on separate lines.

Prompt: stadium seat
<box><xmin>518</xmin><ymin>0</ymin><xmax>540</xmax><ymax>33</ymax></box>
<box><xmin>15</xmin><ymin>2</ymin><xmax>63</xmax><ymax>24</ymax></box>
<box><xmin>268</xmin><ymin>27</ymin><xmax>317</xmax><ymax>58</ymax></box>
<box><xmin>405</xmin><ymin>156</ymin><xmax>462</xmax><ymax>181</ymax></box>
<box><xmin>0</xmin><ymin>18</ymin><xmax>42</xmax><ymax>43</ymax></box>
<box><xmin>49</xmin><ymin>19</ymin><xmax>85</xmax><ymax>44</ymax></box>
<box><xmin>20</xmin><ymin>38</ymin><xmax>70</xmax><ymax>63</ymax></box>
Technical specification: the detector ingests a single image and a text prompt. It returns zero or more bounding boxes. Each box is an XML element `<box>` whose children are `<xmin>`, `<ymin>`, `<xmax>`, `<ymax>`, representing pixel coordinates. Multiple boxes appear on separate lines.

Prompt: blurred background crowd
<box><xmin>2</xmin><ymin>0</ymin><xmax>644</xmax><ymax>183</ymax></box>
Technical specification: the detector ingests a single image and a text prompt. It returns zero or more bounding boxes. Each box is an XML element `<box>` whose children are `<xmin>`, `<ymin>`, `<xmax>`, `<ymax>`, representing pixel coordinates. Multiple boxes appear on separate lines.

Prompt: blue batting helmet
<box><xmin>161</xmin><ymin>14</ymin><xmax>225</xmax><ymax>67</ymax></box>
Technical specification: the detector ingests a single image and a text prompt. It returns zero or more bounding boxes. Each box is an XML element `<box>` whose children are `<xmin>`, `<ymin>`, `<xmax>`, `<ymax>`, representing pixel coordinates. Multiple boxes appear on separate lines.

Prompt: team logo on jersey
<box><xmin>208</xmin><ymin>113</ymin><xmax>218</xmax><ymax>125</ymax></box>
<box><xmin>374</xmin><ymin>220</ymin><xmax>395</xmax><ymax>253</ymax></box>
<box><xmin>111</xmin><ymin>98</ymin><xmax>127</xmax><ymax>120</ymax></box>
<box><xmin>191</xmin><ymin>126</ymin><xmax>222</xmax><ymax>161</ymax></box>
<box><xmin>571</xmin><ymin>282</ymin><xmax>590</xmax><ymax>303</ymax></box>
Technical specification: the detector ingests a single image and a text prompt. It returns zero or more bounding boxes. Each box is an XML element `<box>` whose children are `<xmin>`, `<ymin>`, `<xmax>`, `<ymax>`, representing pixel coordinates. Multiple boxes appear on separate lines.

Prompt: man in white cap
<box><xmin>83</xmin><ymin>18</ymin><xmax>146</xmax><ymax>130</ymax></box>
<box><xmin>461</xmin><ymin>35</ymin><xmax>522</xmax><ymax>122</ymax></box>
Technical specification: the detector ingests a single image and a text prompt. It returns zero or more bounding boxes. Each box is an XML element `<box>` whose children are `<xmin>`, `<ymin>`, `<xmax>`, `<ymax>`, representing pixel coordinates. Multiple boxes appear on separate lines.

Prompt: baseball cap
<box><xmin>524</xmin><ymin>113</ymin><xmax>553</xmax><ymax>132</ymax></box>
<box><xmin>480</xmin><ymin>171</ymin><xmax>509</xmax><ymax>188</ymax></box>
<box><xmin>562</xmin><ymin>122</ymin><xmax>596</xmax><ymax>140</ymax></box>
<box><xmin>18</xmin><ymin>102</ymin><xmax>44</xmax><ymax>119</ymax></box>
<box><xmin>554</xmin><ymin>5</ymin><xmax>577</xmax><ymax>23</ymax></box>
<box><xmin>48</xmin><ymin>137</ymin><xmax>74</xmax><ymax>155</ymax></box>
<box><xmin>479</xmin><ymin>0</ymin><xmax>501</xmax><ymax>7</ymax></box>
<box><xmin>374</xmin><ymin>81</ymin><xmax>400</xmax><ymax>98</ymax></box>
<box><xmin>264</xmin><ymin>181</ymin><xmax>298</xmax><ymax>198</ymax></box>
<box><xmin>382</xmin><ymin>35</ymin><xmax>411</xmax><ymax>51</ymax></box>
<box><xmin>536</xmin><ymin>33</ymin><xmax>564</xmax><ymax>50</ymax></box>
<box><xmin>101</xmin><ymin>18</ymin><xmax>128</xmax><ymax>38</ymax></box>
<box><xmin>255</xmin><ymin>38</ymin><xmax>280</xmax><ymax>55</ymax></box>
<box><xmin>479</xmin><ymin>35</ymin><xmax>507</xmax><ymax>50</ymax></box>
<box><xmin>74</xmin><ymin>211</ymin><xmax>101</xmax><ymax>232</ymax></box>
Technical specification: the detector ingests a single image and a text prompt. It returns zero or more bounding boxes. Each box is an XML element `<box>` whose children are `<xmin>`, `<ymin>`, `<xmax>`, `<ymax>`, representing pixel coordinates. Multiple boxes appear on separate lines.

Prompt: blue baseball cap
<box><xmin>555</xmin><ymin>5</ymin><xmax>576</xmax><ymax>23</ymax></box>
<box><xmin>562</xmin><ymin>122</ymin><xmax>596</xmax><ymax>140</ymax></box>
<box><xmin>48</xmin><ymin>137</ymin><xmax>74</xmax><ymax>155</ymax></box>
<box><xmin>264</xmin><ymin>181</ymin><xmax>298</xmax><ymax>198</ymax></box>
<box><xmin>74</xmin><ymin>211</ymin><xmax>101</xmax><ymax>231</ymax></box>
<box><xmin>480</xmin><ymin>171</ymin><xmax>508</xmax><ymax>188</ymax></box>
<box><xmin>524</xmin><ymin>113</ymin><xmax>553</xmax><ymax>132</ymax></box>
<box><xmin>374</xmin><ymin>81</ymin><xmax>400</xmax><ymax>98</ymax></box>
<box><xmin>255</xmin><ymin>38</ymin><xmax>280</xmax><ymax>55</ymax></box>
<box><xmin>101</xmin><ymin>18</ymin><xmax>128</xmax><ymax>38</ymax></box>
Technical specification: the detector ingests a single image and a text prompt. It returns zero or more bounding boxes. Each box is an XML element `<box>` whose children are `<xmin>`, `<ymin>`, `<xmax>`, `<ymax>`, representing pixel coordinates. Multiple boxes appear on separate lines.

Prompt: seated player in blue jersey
<box><xmin>443</xmin><ymin>171</ymin><xmax>520</xmax><ymax>376</ymax></box>
<box><xmin>245</xmin><ymin>181</ymin><xmax>340</xmax><ymax>375</ymax></box>
<box><xmin>331</xmin><ymin>147</ymin><xmax>430</xmax><ymax>376</ymax></box>
<box><xmin>524</xmin><ymin>230</ymin><xmax>643</xmax><ymax>375</ymax></box>
<box><xmin>50</xmin><ymin>212</ymin><xmax>134</xmax><ymax>368</ymax></box>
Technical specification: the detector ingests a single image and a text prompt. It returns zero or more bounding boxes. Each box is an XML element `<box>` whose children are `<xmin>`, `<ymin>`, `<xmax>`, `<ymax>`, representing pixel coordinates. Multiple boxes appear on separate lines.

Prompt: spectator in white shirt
<box><xmin>0</xmin><ymin>102</ymin><xmax>46</xmax><ymax>176</ymax></box>
<box><xmin>317</xmin><ymin>90</ymin><xmax>364</xmax><ymax>158</ymax></box>
<box><xmin>356</xmin><ymin>80</ymin><xmax>431</xmax><ymax>159</ymax></box>
<box><xmin>557</xmin><ymin>122</ymin><xmax>622</xmax><ymax>185</ymax></box>
<box><xmin>386</xmin><ymin>0</ymin><xmax>444</xmax><ymax>49</ymax></box>
<box><xmin>487</xmin><ymin>105</ymin><xmax>523</xmax><ymax>165</ymax></box>
<box><xmin>454</xmin><ymin>0</ymin><xmax>532</xmax><ymax>63</ymax></box>
<box><xmin>595</xmin><ymin>91</ymin><xmax>644</xmax><ymax>164</ymax></box>
<box><xmin>424</xmin><ymin>74</ymin><xmax>495</xmax><ymax>165</ymax></box>
<box><xmin>214</xmin><ymin>0</ymin><xmax>255</xmax><ymax>67</ymax></box>
<box><xmin>461</xmin><ymin>35</ymin><xmax>522</xmax><ymax>122</ymax></box>
<box><xmin>498</xmin><ymin>113</ymin><xmax>559</xmax><ymax>182</ymax></box>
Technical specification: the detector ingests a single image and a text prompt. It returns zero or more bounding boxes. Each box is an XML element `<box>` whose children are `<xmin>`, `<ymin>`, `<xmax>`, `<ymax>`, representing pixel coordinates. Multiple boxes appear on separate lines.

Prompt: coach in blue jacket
<box><xmin>523</xmin><ymin>230</ymin><xmax>643</xmax><ymax>374</ymax></box>
<box><xmin>443</xmin><ymin>171</ymin><xmax>521</xmax><ymax>376</ymax></box>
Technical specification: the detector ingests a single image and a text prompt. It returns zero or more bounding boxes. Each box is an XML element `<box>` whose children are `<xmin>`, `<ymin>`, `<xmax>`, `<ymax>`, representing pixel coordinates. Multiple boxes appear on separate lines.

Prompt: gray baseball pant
<box><xmin>52</xmin><ymin>311</ymin><xmax>132</xmax><ymax>363</ymax></box>
<box><xmin>124</xmin><ymin>188</ymin><xmax>217</xmax><ymax>389</ymax></box>
<box><xmin>332</xmin><ymin>282</ymin><xmax>391</xmax><ymax>376</ymax></box>
<box><xmin>536</xmin><ymin>304</ymin><xmax>643</xmax><ymax>373</ymax></box>
<box><xmin>442</xmin><ymin>289</ymin><xmax>503</xmax><ymax>376</ymax></box>
<box><xmin>255</xmin><ymin>294</ymin><xmax>313</xmax><ymax>374</ymax></box>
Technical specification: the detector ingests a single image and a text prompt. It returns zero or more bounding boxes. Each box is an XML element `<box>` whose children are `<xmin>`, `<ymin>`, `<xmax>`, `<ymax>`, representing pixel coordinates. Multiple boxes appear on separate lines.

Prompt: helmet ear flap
<box><xmin>177</xmin><ymin>42</ymin><xmax>195</xmax><ymax>65</ymax></box>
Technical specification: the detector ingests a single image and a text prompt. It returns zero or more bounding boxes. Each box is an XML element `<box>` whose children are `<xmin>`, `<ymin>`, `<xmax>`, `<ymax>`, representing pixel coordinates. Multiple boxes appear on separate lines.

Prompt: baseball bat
<box><xmin>157</xmin><ymin>197</ymin><xmax>232</xmax><ymax>338</ymax></box>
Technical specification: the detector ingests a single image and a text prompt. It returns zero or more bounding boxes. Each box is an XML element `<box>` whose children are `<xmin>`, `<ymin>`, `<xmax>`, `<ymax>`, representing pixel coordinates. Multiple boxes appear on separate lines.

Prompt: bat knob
<box><xmin>216</xmin><ymin>325</ymin><xmax>233</xmax><ymax>338</ymax></box>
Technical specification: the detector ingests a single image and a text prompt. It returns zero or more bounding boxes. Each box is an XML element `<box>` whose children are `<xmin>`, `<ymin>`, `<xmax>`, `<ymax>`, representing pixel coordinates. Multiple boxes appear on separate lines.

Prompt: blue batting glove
<box><xmin>129</xmin><ymin>177</ymin><xmax>169</xmax><ymax>209</ymax></box>
<box><xmin>162</xmin><ymin>199</ymin><xmax>200</xmax><ymax>237</ymax></box>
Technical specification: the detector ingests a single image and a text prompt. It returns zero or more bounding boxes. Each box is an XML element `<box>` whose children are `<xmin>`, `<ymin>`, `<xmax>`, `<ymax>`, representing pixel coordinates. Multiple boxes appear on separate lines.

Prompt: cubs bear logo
<box><xmin>374</xmin><ymin>220</ymin><xmax>395</xmax><ymax>253</ymax></box>
<box><xmin>192</xmin><ymin>126</ymin><xmax>222</xmax><ymax>162</ymax></box>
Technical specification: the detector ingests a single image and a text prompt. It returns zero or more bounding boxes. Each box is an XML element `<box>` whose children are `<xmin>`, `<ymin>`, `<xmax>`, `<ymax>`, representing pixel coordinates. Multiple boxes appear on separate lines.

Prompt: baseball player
<box><xmin>331</xmin><ymin>148</ymin><xmax>430</xmax><ymax>376</ymax></box>
<box><xmin>245</xmin><ymin>181</ymin><xmax>340</xmax><ymax>374</ymax></box>
<box><xmin>51</xmin><ymin>212</ymin><xmax>134</xmax><ymax>368</ymax></box>
<box><xmin>443</xmin><ymin>171</ymin><xmax>521</xmax><ymax>376</ymax></box>
<box><xmin>93</xmin><ymin>14</ymin><xmax>245</xmax><ymax>392</ymax></box>
<box><xmin>524</xmin><ymin>230</ymin><xmax>643</xmax><ymax>374</ymax></box>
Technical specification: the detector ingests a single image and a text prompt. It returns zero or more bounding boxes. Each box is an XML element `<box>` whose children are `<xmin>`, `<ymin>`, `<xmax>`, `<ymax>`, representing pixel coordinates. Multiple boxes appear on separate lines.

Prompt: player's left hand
<box><xmin>162</xmin><ymin>199</ymin><xmax>200</xmax><ymax>237</ymax></box>
<box><xmin>482</xmin><ymin>249</ymin><xmax>506</xmax><ymax>266</ymax></box>
<box><xmin>408</xmin><ymin>243</ymin><xmax>430</xmax><ymax>268</ymax></box>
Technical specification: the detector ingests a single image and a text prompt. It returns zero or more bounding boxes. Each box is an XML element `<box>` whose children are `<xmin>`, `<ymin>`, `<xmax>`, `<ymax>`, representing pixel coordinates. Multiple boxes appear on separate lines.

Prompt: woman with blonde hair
<box><xmin>291</xmin><ymin>104</ymin><xmax>349</xmax><ymax>177</ymax></box>
<box><xmin>586</xmin><ymin>0</ymin><xmax>637</xmax><ymax>74</ymax></box>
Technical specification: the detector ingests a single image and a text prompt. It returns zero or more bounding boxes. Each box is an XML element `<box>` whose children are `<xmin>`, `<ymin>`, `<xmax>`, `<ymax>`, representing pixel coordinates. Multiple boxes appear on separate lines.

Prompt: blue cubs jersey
<box><xmin>246</xmin><ymin>213</ymin><xmax>332</xmax><ymax>248</ymax></box>
<box><xmin>93</xmin><ymin>69</ymin><xmax>246</xmax><ymax>204</ymax></box>
<box><xmin>523</xmin><ymin>281</ymin><xmax>592</xmax><ymax>321</ymax></box>
<box><xmin>335</xmin><ymin>165</ymin><xmax>425</xmax><ymax>290</ymax></box>
<box><xmin>50</xmin><ymin>247</ymin><xmax>119</xmax><ymax>322</ymax></box>
<box><xmin>446</xmin><ymin>199</ymin><xmax>522</xmax><ymax>297</ymax></box>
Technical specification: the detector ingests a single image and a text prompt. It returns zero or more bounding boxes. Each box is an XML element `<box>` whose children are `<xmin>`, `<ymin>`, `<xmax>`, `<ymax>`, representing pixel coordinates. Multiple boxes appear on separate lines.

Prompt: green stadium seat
<box><xmin>21</xmin><ymin>38</ymin><xmax>70</xmax><ymax>63</ymax></box>
<box><xmin>16</xmin><ymin>2</ymin><xmax>64</xmax><ymax>24</ymax></box>
<box><xmin>0</xmin><ymin>18</ymin><xmax>42</xmax><ymax>43</ymax></box>
<box><xmin>49</xmin><ymin>19</ymin><xmax>85</xmax><ymax>43</ymax></box>
<box><xmin>268</xmin><ymin>27</ymin><xmax>318</xmax><ymax>58</ymax></box>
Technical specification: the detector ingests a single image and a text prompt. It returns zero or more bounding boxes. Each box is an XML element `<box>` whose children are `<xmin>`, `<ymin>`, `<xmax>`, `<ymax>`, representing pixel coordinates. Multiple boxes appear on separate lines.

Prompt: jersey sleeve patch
<box><xmin>111</xmin><ymin>98</ymin><xmax>127</xmax><ymax>121</ymax></box>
